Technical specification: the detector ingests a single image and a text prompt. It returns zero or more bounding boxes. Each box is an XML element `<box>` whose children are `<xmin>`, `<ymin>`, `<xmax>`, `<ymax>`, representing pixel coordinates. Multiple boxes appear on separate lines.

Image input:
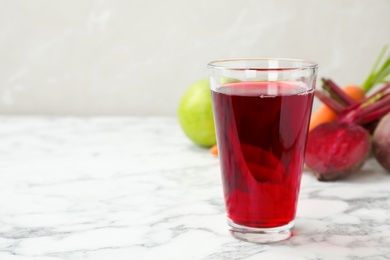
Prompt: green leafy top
<box><xmin>362</xmin><ymin>45</ymin><xmax>390</xmax><ymax>92</ymax></box>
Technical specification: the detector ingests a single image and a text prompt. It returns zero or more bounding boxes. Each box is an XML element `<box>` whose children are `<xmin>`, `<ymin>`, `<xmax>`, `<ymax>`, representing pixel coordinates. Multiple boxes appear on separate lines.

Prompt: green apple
<box><xmin>177</xmin><ymin>79</ymin><xmax>216</xmax><ymax>147</ymax></box>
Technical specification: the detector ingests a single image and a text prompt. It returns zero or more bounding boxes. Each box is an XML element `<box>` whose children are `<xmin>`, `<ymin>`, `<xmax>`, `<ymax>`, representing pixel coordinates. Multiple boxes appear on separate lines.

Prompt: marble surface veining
<box><xmin>0</xmin><ymin>116</ymin><xmax>389</xmax><ymax>260</ymax></box>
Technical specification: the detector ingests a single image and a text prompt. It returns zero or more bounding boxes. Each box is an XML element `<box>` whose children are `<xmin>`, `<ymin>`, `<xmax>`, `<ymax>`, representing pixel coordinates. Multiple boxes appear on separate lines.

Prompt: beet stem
<box><xmin>315</xmin><ymin>90</ymin><xmax>345</xmax><ymax>114</ymax></box>
<box><xmin>364</xmin><ymin>82</ymin><xmax>390</xmax><ymax>101</ymax></box>
<box><xmin>358</xmin><ymin>106</ymin><xmax>390</xmax><ymax>125</ymax></box>
<box><xmin>322</xmin><ymin>78</ymin><xmax>356</xmax><ymax>106</ymax></box>
<box><xmin>343</xmin><ymin>83</ymin><xmax>390</xmax><ymax>114</ymax></box>
<box><xmin>356</xmin><ymin>94</ymin><xmax>390</xmax><ymax>124</ymax></box>
<box><xmin>339</xmin><ymin>92</ymin><xmax>390</xmax><ymax>124</ymax></box>
<box><xmin>360</xmin><ymin>92</ymin><xmax>390</xmax><ymax>115</ymax></box>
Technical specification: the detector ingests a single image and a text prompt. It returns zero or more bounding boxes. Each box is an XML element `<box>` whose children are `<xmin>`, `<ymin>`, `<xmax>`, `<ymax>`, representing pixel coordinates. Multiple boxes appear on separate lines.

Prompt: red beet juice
<box><xmin>212</xmin><ymin>81</ymin><xmax>314</xmax><ymax>228</ymax></box>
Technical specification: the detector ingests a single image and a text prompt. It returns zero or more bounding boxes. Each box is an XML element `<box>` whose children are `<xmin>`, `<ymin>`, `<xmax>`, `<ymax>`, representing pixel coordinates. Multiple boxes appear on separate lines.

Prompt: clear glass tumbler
<box><xmin>208</xmin><ymin>59</ymin><xmax>318</xmax><ymax>243</ymax></box>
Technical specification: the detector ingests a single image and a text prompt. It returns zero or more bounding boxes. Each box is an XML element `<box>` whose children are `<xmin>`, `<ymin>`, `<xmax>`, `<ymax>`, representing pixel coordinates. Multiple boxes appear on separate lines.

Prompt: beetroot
<box><xmin>305</xmin><ymin>79</ymin><xmax>390</xmax><ymax>181</ymax></box>
<box><xmin>373</xmin><ymin>113</ymin><xmax>390</xmax><ymax>172</ymax></box>
<box><xmin>305</xmin><ymin>122</ymin><xmax>371</xmax><ymax>181</ymax></box>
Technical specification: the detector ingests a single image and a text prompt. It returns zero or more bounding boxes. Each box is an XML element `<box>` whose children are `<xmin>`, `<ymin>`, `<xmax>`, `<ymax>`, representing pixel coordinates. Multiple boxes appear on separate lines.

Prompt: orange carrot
<box><xmin>342</xmin><ymin>85</ymin><xmax>366</xmax><ymax>101</ymax></box>
<box><xmin>309</xmin><ymin>85</ymin><xmax>366</xmax><ymax>131</ymax></box>
<box><xmin>210</xmin><ymin>144</ymin><xmax>218</xmax><ymax>156</ymax></box>
<box><xmin>309</xmin><ymin>105</ymin><xmax>338</xmax><ymax>132</ymax></box>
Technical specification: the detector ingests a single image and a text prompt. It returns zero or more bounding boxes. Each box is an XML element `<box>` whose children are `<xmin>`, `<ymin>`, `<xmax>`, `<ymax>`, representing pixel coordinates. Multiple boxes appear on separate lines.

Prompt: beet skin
<box><xmin>305</xmin><ymin>122</ymin><xmax>371</xmax><ymax>181</ymax></box>
<box><xmin>373</xmin><ymin>113</ymin><xmax>390</xmax><ymax>172</ymax></box>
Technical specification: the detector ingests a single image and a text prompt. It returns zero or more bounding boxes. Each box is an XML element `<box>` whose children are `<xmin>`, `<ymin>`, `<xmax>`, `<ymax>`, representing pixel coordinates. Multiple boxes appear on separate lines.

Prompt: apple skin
<box><xmin>177</xmin><ymin>79</ymin><xmax>216</xmax><ymax>147</ymax></box>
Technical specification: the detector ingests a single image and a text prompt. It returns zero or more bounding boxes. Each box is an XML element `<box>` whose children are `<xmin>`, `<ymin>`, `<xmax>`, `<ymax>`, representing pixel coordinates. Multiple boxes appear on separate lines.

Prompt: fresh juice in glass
<box><xmin>208</xmin><ymin>59</ymin><xmax>317</xmax><ymax>243</ymax></box>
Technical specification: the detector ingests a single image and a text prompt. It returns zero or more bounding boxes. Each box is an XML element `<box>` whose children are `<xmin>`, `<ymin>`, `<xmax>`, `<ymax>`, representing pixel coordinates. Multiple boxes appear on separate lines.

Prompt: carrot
<box><xmin>342</xmin><ymin>85</ymin><xmax>366</xmax><ymax>101</ymax></box>
<box><xmin>309</xmin><ymin>85</ymin><xmax>366</xmax><ymax>131</ymax></box>
<box><xmin>210</xmin><ymin>144</ymin><xmax>218</xmax><ymax>156</ymax></box>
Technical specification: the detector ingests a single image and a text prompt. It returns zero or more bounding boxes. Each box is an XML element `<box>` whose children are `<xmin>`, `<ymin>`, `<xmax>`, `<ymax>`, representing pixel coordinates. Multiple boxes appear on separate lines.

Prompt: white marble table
<box><xmin>0</xmin><ymin>116</ymin><xmax>389</xmax><ymax>260</ymax></box>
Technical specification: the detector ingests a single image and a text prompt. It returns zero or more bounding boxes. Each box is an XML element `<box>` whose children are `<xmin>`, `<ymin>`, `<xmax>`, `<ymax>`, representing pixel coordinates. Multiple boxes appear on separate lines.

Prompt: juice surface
<box><xmin>212</xmin><ymin>81</ymin><xmax>314</xmax><ymax>228</ymax></box>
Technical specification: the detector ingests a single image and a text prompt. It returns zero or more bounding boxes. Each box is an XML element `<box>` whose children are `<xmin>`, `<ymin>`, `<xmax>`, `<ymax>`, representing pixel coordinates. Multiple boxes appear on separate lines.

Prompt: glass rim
<box><xmin>207</xmin><ymin>58</ymin><xmax>318</xmax><ymax>71</ymax></box>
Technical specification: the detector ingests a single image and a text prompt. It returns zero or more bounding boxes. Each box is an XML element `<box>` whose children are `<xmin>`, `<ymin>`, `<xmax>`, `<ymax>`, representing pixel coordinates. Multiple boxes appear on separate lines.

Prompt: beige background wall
<box><xmin>0</xmin><ymin>0</ymin><xmax>389</xmax><ymax>115</ymax></box>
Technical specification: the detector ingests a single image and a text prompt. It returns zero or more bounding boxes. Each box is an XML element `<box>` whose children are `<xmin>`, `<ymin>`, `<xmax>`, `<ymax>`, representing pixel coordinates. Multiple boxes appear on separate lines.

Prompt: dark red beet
<box><xmin>305</xmin><ymin>122</ymin><xmax>371</xmax><ymax>181</ymax></box>
<box><xmin>373</xmin><ymin>113</ymin><xmax>390</xmax><ymax>172</ymax></box>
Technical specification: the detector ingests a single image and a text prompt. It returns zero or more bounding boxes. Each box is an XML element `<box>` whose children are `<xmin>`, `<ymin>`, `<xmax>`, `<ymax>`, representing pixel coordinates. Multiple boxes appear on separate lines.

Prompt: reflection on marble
<box><xmin>0</xmin><ymin>116</ymin><xmax>389</xmax><ymax>259</ymax></box>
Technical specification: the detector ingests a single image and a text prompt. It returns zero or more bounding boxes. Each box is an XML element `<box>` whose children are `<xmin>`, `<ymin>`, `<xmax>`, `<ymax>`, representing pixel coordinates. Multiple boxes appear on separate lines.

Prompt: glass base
<box><xmin>228</xmin><ymin>218</ymin><xmax>294</xmax><ymax>243</ymax></box>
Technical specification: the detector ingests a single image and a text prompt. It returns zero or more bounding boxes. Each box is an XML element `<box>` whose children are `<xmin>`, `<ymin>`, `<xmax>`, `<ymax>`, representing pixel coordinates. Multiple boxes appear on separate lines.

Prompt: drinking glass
<box><xmin>208</xmin><ymin>58</ymin><xmax>317</xmax><ymax>243</ymax></box>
